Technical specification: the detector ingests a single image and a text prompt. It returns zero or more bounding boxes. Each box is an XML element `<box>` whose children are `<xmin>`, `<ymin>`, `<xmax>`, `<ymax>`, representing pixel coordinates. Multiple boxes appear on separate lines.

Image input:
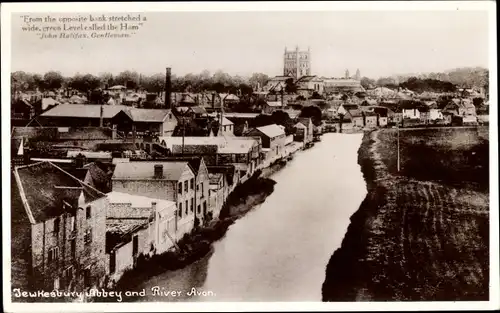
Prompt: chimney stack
<box><xmin>165</xmin><ymin>68</ymin><xmax>172</xmax><ymax>110</ymax></box>
<box><xmin>99</xmin><ymin>105</ymin><xmax>104</xmax><ymax>127</ymax></box>
<box><xmin>154</xmin><ymin>164</ymin><xmax>163</xmax><ymax>179</ymax></box>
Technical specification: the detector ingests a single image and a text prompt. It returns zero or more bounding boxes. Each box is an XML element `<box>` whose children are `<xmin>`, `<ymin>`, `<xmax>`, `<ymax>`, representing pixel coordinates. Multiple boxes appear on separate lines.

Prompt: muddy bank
<box><xmin>322</xmin><ymin>129</ymin><xmax>490</xmax><ymax>301</ymax></box>
<box><xmin>321</xmin><ymin>131</ymin><xmax>380</xmax><ymax>301</ymax></box>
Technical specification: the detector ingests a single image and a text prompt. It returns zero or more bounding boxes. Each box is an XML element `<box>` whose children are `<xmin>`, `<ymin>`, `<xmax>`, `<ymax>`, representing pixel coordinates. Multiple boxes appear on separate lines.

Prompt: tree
<box><xmin>69</xmin><ymin>73</ymin><xmax>101</xmax><ymax>93</ymax></box>
<box><xmin>285</xmin><ymin>78</ymin><xmax>297</xmax><ymax>94</ymax></box>
<box><xmin>299</xmin><ymin>105</ymin><xmax>322</xmax><ymax>126</ymax></box>
<box><xmin>376</xmin><ymin>77</ymin><xmax>397</xmax><ymax>87</ymax></box>
<box><xmin>99</xmin><ymin>72</ymin><xmax>114</xmax><ymax>88</ymax></box>
<box><xmin>11</xmin><ymin>71</ymin><xmax>34</xmax><ymax>93</ymax></box>
<box><xmin>143</xmin><ymin>73</ymin><xmax>165</xmax><ymax>94</ymax></box>
<box><xmin>249</xmin><ymin>73</ymin><xmax>270</xmax><ymax>90</ymax></box>
<box><xmin>43</xmin><ymin>71</ymin><xmax>64</xmax><ymax>90</ymax></box>
<box><xmin>360</xmin><ymin>77</ymin><xmax>376</xmax><ymax>89</ymax></box>
<box><xmin>115</xmin><ymin>70</ymin><xmax>140</xmax><ymax>89</ymax></box>
<box><xmin>239</xmin><ymin>83</ymin><xmax>253</xmax><ymax>96</ymax></box>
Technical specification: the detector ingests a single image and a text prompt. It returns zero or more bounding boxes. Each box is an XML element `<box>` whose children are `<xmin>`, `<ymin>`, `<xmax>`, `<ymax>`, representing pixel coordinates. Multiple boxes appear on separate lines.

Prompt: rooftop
<box><xmin>255</xmin><ymin>124</ymin><xmax>286</xmax><ymax>138</ymax></box>
<box><xmin>107</xmin><ymin>191</ymin><xmax>175</xmax><ymax>210</ymax></box>
<box><xmin>41</xmin><ymin>104</ymin><xmax>128</xmax><ymax>119</ymax></box>
<box><xmin>112</xmin><ymin>161</ymin><xmax>190</xmax><ymax>181</ymax></box>
<box><xmin>13</xmin><ymin>162</ymin><xmax>105</xmax><ymax>223</ymax></box>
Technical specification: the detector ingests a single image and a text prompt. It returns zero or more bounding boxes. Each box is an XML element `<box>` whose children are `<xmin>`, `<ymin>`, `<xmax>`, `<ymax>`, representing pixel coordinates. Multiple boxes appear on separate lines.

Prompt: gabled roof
<box><xmin>129</xmin><ymin>108</ymin><xmax>172</xmax><ymax>122</ymax></box>
<box><xmin>341</xmin><ymin>104</ymin><xmax>360</xmax><ymax>111</ymax></box>
<box><xmin>346</xmin><ymin>109</ymin><xmax>363</xmax><ymax>118</ymax></box>
<box><xmin>112</xmin><ymin>161</ymin><xmax>191</xmax><ymax>181</ymax></box>
<box><xmin>13</xmin><ymin>161</ymin><xmax>105</xmax><ymax>224</ymax></box>
<box><xmin>254</xmin><ymin>124</ymin><xmax>285</xmax><ymax>138</ymax></box>
<box><xmin>41</xmin><ymin>104</ymin><xmax>128</xmax><ymax>119</ymax></box>
<box><xmin>150</xmin><ymin>156</ymin><xmax>204</xmax><ymax>176</ymax></box>
<box><xmin>221</xmin><ymin>117</ymin><xmax>234</xmax><ymax>126</ymax></box>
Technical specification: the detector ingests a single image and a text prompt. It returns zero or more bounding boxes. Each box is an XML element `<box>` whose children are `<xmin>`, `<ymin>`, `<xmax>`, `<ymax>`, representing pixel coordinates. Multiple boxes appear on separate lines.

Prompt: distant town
<box><xmin>10</xmin><ymin>46</ymin><xmax>490</xmax><ymax>302</ymax></box>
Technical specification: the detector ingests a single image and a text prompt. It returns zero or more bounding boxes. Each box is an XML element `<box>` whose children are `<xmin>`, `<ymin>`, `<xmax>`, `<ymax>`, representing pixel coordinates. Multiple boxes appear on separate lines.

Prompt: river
<box><xmin>131</xmin><ymin>133</ymin><xmax>367</xmax><ymax>302</ymax></box>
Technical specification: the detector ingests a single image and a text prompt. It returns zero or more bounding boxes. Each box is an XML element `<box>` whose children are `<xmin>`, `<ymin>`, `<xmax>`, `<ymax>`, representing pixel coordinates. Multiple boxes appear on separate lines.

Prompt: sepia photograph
<box><xmin>2</xmin><ymin>1</ymin><xmax>498</xmax><ymax>312</ymax></box>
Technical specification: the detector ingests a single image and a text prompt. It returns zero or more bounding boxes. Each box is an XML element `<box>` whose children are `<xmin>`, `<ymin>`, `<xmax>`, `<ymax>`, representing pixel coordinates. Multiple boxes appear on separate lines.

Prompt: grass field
<box><xmin>323</xmin><ymin>127</ymin><xmax>490</xmax><ymax>301</ymax></box>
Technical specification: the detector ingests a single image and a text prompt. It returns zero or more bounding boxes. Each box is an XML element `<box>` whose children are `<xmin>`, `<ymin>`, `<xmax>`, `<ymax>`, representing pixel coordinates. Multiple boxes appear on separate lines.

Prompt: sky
<box><xmin>10</xmin><ymin>9</ymin><xmax>491</xmax><ymax>79</ymax></box>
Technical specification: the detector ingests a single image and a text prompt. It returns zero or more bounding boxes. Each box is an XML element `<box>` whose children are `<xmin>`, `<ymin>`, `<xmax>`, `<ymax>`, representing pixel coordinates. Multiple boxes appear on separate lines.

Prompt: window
<box><xmin>83</xmin><ymin>268</ymin><xmax>91</xmax><ymax>288</ymax></box>
<box><xmin>184</xmin><ymin>181</ymin><xmax>188</xmax><ymax>193</ymax></box>
<box><xmin>48</xmin><ymin>247</ymin><xmax>59</xmax><ymax>263</ymax></box>
<box><xmin>190</xmin><ymin>178</ymin><xmax>194</xmax><ymax>190</ymax></box>
<box><xmin>70</xmin><ymin>239</ymin><xmax>76</xmax><ymax>259</ymax></box>
<box><xmin>178</xmin><ymin>182</ymin><xmax>183</xmax><ymax>195</ymax></box>
<box><xmin>190</xmin><ymin>198</ymin><xmax>194</xmax><ymax>212</ymax></box>
<box><xmin>201</xmin><ymin>183</ymin><xmax>204</xmax><ymax>197</ymax></box>
<box><xmin>132</xmin><ymin>235</ymin><xmax>138</xmax><ymax>256</ymax></box>
<box><xmin>185</xmin><ymin>200</ymin><xmax>188</xmax><ymax>215</ymax></box>
<box><xmin>84</xmin><ymin>229</ymin><xmax>92</xmax><ymax>245</ymax></box>
<box><xmin>196</xmin><ymin>183</ymin><xmax>199</xmax><ymax>191</ymax></box>
<box><xmin>178</xmin><ymin>203</ymin><xmax>183</xmax><ymax>218</ymax></box>
<box><xmin>203</xmin><ymin>201</ymin><xmax>207</xmax><ymax>215</ymax></box>
<box><xmin>53</xmin><ymin>217</ymin><xmax>60</xmax><ymax>234</ymax></box>
<box><xmin>197</xmin><ymin>205</ymin><xmax>201</xmax><ymax>214</ymax></box>
<box><xmin>109</xmin><ymin>252</ymin><xmax>116</xmax><ymax>273</ymax></box>
<box><xmin>64</xmin><ymin>266</ymin><xmax>73</xmax><ymax>282</ymax></box>
<box><xmin>69</xmin><ymin>216</ymin><xmax>75</xmax><ymax>232</ymax></box>
<box><xmin>86</xmin><ymin>206</ymin><xmax>91</xmax><ymax>219</ymax></box>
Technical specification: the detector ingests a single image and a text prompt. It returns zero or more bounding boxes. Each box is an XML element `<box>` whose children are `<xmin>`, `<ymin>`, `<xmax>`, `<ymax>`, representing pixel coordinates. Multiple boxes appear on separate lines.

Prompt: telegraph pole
<box><xmin>397</xmin><ymin>122</ymin><xmax>400</xmax><ymax>172</ymax></box>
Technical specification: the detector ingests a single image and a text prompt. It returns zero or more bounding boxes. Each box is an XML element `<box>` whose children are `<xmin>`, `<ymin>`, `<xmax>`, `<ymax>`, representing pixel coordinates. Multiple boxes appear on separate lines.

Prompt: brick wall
<box><xmin>30</xmin><ymin>196</ymin><xmax>107</xmax><ymax>292</ymax></box>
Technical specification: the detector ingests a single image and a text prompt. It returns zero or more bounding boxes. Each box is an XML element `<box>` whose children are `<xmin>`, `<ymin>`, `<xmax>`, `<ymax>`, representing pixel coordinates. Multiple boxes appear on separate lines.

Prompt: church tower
<box><xmin>345</xmin><ymin>69</ymin><xmax>350</xmax><ymax>79</ymax></box>
<box><xmin>284</xmin><ymin>46</ymin><xmax>311</xmax><ymax>80</ymax></box>
<box><xmin>354</xmin><ymin>69</ymin><xmax>361</xmax><ymax>81</ymax></box>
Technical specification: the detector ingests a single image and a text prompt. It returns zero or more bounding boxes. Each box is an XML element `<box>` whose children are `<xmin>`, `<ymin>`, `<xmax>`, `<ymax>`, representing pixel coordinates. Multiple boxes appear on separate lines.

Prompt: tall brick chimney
<box><xmin>165</xmin><ymin>67</ymin><xmax>172</xmax><ymax>110</ymax></box>
<box><xmin>154</xmin><ymin>164</ymin><xmax>163</xmax><ymax>179</ymax></box>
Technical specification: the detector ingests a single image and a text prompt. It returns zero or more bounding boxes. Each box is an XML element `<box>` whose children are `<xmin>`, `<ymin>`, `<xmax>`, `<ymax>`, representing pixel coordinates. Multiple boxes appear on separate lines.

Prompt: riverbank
<box><xmin>322</xmin><ymin>128</ymin><xmax>489</xmax><ymax>301</ymax></box>
<box><xmin>98</xmin><ymin>159</ymin><xmax>294</xmax><ymax>299</ymax></box>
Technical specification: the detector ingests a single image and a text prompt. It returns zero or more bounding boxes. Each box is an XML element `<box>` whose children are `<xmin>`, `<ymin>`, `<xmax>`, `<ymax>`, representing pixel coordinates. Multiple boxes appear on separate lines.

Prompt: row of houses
<box><xmin>326</xmin><ymin>97</ymin><xmax>488</xmax><ymax>131</ymax></box>
<box><xmin>11</xmin><ymin>112</ymin><xmax>317</xmax><ymax>296</ymax></box>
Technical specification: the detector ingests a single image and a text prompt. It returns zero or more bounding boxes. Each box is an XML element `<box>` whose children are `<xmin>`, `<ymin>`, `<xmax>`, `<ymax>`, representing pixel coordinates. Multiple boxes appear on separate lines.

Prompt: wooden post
<box><xmin>397</xmin><ymin>124</ymin><xmax>400</xmax><ymax>172</ymax></box>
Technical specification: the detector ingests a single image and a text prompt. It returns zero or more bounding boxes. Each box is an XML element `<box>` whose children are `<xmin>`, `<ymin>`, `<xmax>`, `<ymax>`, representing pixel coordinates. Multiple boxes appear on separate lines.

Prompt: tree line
<box><xmin>11</xmin><ymin>70</ymin><xmax>271</xmax><ymax>96</ymax></box>
<box><xmin>360</xmin><ymin>67</ymin><xmax>488</xmax><ymax>91</ymax></box>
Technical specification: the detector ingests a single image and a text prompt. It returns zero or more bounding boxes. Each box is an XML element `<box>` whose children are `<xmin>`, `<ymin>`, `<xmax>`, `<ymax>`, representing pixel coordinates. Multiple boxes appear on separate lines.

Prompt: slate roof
<box><xmin>112</xmin><ymin>161</ymin><xmax>190</xmax><ymax>181</ymax></box>
<box><xmin>255</xmin><ymin>124</ymin><xmax>285</xmax><ymax>138</ymax></box>
<box><xmin>171</xmin><ymin>144</ymin><xmax>219</xmax><ymax>155</ymax></box>
<box><xmin>41</xmin><ymin>104</ymin><xmax>128</xmax><ymax>119</ymax></box>
<box><xmin>150</xmin><ymin>156</ymin><xmax>203</xmax><ymax>176</ymax></box>
<box><xmin>341</xmin><ymin>104</ymin><xmax>360</xmax><ymax>111</ymax></box>
<box><xmin>218</xmin><ymin>140</ymin><xmax>255</xmax><ymax>154</ymax></box>
<box><xmin>13</xmin><ymin>162</ymin><xmax>105</xmax><ymax>223</ymax></box>
<box><xmin>128</xmin><ymin>108</ymin><xmax>172</xmax><ymax>122</ymax></box>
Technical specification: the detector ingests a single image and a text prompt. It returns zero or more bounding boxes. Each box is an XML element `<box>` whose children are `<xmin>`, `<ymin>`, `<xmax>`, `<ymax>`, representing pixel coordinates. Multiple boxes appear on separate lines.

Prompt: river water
<box><xmin>131</xmin><ymin>133</ymin><xmax>367</xmax><ymax>302</ymax></box>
